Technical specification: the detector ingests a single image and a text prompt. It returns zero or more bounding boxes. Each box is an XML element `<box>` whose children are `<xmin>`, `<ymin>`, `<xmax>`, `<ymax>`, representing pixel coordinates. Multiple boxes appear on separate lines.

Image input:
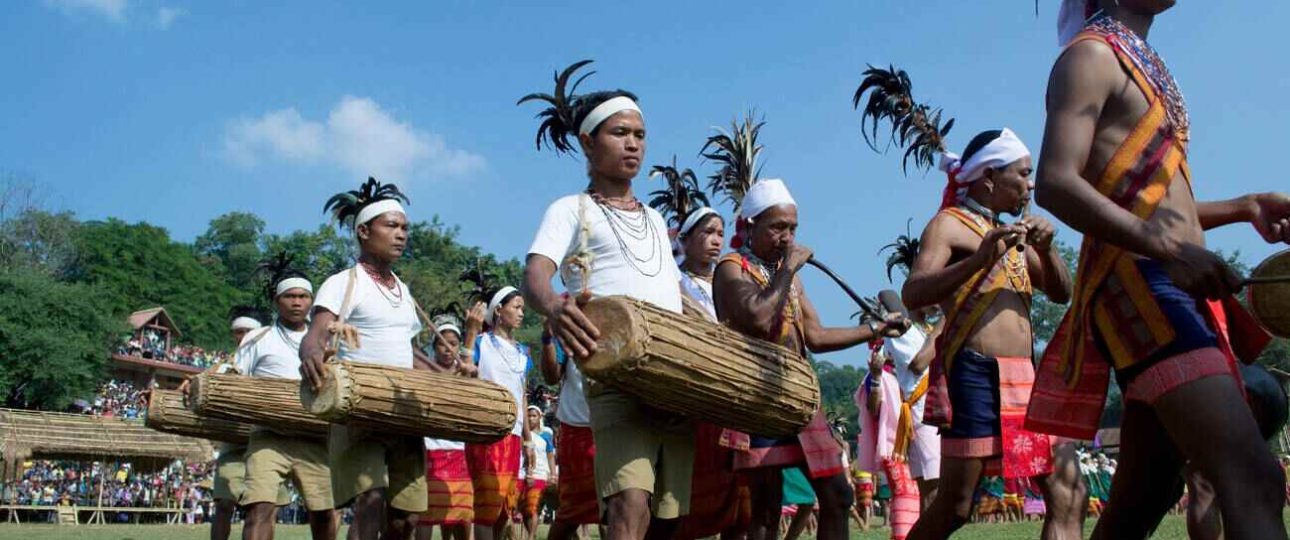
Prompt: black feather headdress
<box><xmin>880</xmin><ymin>219</ymin><xmax>921</xmax><ymax>283</ymax></box>
<box><xmin>257</xmin><ymin>251</ymin><xmax>309</xmax><ymax>301</ymax></box>
<box><xmin>702</xmin><ymin>112</ymin><xmax>764</xmax><ymax>214</ymax></box>
<box><xmin>852</xmin><ymin>65</ymin><xmax>955</xmax><ymax>174</ymax></box>
<box><xmin>648</xmin><ymin>155</ymin><xmax>710</xmax><ymax>229</ymax></box>
<box><xmin>322</xmin><ymin>177</ymin><xmax>410</xmax><ymax>230</ymax></box>
<box><xmin>517</xmin><ymin>60</ymin><xmax>639</xmax><ymax>156</ymax></box>
<box><xmin>458</xmin><ymin>260</ymin><xmax>498</xmax><ymax>306</ymax></box>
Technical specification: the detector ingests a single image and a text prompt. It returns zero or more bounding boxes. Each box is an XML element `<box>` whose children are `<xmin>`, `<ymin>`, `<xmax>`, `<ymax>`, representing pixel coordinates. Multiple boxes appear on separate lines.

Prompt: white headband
<box><xmin>354</xmin><ymin>199</ymin><xmax>406</xmax><ymax>229</ymax></box>
<box><xmin>938</xmin><ymin>128</ymin><xmax>1031</xmax><ymax>186</ymax></box>
<box><xmin>434</xmin><ymin>322</ymin><xmax>462</xmax><ymax>342</ymax></box>
<box><xmin>740</xmin><ymin>178</ymin><xmax>796</xmax><ymax>220</ymax></box>
<box><xmin>274</xmin><ymin>277</ymin><xmax>313</xmax><ymax>298</ymax></box>
<box><xmin>230</xmin><ymin>317</ymin><xmax>262</xmax><ymax>331</ymax></box>
<box><xmin>578</xmin><ymin>96</ymin><xmax>642</xmax><ymax>135</ymax></box>
<box><xmin>679</xmin><ymin>207</ymin><xmax>720</xmax><ymax>237</ymax></box>
<box><xmin>485</xmin><ymin>286</ymin><xmax>519</xmax><ymax>324</ymax></box>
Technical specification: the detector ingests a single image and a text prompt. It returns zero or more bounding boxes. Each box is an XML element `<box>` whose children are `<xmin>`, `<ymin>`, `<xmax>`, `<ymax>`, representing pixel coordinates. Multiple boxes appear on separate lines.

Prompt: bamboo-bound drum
<box><xmin>1250</xmin><ymin>249</ymin><xmax>1290</xmax><ymax>338</ymax></box>
<box><xmin>146</xmin><ymin>389</ymin><xmax>252</xmax><ymax>445</ymax></box>
<box><xmin>300</xmin><ymin>362</ymin><xmax>517</xmax><ymax>443</ymax></box>
<box><xmin>579</xmin><ymin>295</ymin><xmax>820</xmax><ymax>438</ymax></box>
<box><xmin>189</xmin><ymin>372</ymin><xmax>330</xmax><ymax>438</ymax></box>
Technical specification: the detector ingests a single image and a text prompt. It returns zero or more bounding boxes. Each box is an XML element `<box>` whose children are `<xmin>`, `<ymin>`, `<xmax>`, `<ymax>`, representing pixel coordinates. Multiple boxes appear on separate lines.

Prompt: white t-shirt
<box><xmin>234</xmin><ymin>324</ymin><xmax>306</xmax><ymax>380</ymax></box>
<box><xmin>524</xmin><ymin>431</ymin><xmax>554</xmax><ymax>481</ymax></box>
<box><xmin>314</xmin><ymin>267</ymin><xmax>422</xmax><ymax>369</ymax></box>
<box><xmin>528</xmin><ymin>194</ymin><xmax>682</xmax><ymax>314</ymax></box>
<box><xmin>424</xmin><ymin>438</ymin><xmax>464</xmax><ymax>451</ymax></box>
<box><xmin>552</xmin><ymin>342</ymin><xmax>590</xmax><ymax>427</ymax></box>
<box><xmin>475</xmin><ymin>333</ymin><xmax>531</xmax><ymax>436</ymax></box>
<box><xmin>883</xmin><ymin>325</ymin><xmax>929</xmax><ymax>421</ymax></box>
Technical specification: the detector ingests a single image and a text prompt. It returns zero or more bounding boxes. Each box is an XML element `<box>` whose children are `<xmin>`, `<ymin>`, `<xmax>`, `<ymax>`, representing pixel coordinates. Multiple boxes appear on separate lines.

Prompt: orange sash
<box><xmin>923</xmin><ymin>207</ymin><xmax>1032</xmax><ymax>428</ymax></box>
<box><xmin>1024</xmin><ymin>29</ymin><xmax>1271</xmax><ymax>439</ymax></box>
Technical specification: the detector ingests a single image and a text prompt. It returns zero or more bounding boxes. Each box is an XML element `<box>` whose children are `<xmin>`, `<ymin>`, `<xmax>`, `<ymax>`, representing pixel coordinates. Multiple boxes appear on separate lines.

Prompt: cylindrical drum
<box><xmin>300</xmin><ymin>362</ymin><xmax>516</xmax><ymax>443</ymax></box>
<box><xmin>146</xmin><ymin>389</ymin><xmax>252</xmax><ymax>445</ymax></box>
<box><xmin>189</xmin><ymin>372</ymin><xmax>330</xmax><ymax>438</ymax></box>
<box><xmin>579</xmin><ymin>295</ymin><xmax>820</xmax><ymax>438</ymax></box>
<box><xmin>1249</xmin><ymin>249</ymin><xmax>1290</xmax><ymax>338</ymax></box>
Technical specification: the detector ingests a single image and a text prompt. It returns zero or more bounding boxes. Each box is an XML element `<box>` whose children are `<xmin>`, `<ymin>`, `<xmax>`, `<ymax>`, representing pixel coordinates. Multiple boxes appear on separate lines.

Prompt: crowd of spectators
<box><xmin>117</xmin><ymin>329</ymin><xmax>230</xmax><ymax>370</ymax></box>
<box><xmin>74</xmin><ymin>379</ymin><xmax>148</xmax><ymax>419</ymax></box>
<box><xmin>5</xmin><ymin>460</ymin><xmax>212</xmax><ymax>510</ymax></box>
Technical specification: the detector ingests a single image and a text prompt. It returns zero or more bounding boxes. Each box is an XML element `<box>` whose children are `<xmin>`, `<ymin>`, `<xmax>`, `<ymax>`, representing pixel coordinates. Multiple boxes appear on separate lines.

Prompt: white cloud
<box><xmin>43</xmin><ymin>0</ymin><xmax>128</xmax><ymax>22</ymax></box>
<box><xmin>222</xmin><ymin>96</ymin><xmax>485</xmax><ymax>181</ymax></box>
<box><xmin>156</xmin><ymin>6</ymin><xmax>183</xmax><ymax>29</ymax></box>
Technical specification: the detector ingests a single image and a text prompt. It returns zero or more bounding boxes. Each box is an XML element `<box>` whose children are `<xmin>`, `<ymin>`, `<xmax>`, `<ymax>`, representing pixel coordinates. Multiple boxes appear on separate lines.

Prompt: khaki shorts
<box><xmin>329</xmin><ymin>424</ymin><xmax>427</xmax><ymax>513</ymax></box>
<box><xmin>589</xmin><ymin>388</ymin><xmax>695</xmax><ymax>519</ymax></box>
<box><xmin>243</xmin><ymin>430</ymin><xmax>334</xmax><ymax>511</ymax></box>
<box><xmin>213</xmin><ymin>444</ymin><xmax>247</xmax><ymax>502</ymax></box>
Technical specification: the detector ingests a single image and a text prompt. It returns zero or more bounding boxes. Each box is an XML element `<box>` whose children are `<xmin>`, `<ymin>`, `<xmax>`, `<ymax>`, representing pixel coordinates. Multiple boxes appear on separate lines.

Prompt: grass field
<box><xmin>0</xmin><ymin>515</ymin><xmax>1261</xmax><ymax>540</ymax></box>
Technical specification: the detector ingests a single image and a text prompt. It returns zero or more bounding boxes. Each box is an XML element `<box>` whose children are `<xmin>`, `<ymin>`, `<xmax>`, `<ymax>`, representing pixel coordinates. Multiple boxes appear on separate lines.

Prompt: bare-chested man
<box><xmin>713</xmin><ymin>178</ymin><xmax>908</xmax><ymax>540</ymax></box>
<box><xmin>1026</xmin><ymin>2</ymin><xmax>1290</xmax><ymax>539</ymax></box>
<box><xmin>900</xmin><ymin>128</ymin><xmax>1083</xmax><ymax>540</ymax></box>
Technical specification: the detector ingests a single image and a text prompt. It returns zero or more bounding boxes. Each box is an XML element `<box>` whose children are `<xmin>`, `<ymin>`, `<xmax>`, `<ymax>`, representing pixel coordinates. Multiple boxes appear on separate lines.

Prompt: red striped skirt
<box><xmin>466</xmin><ymin>434</ymin><xmax>522</xmax><ymax>525</ymax></box>
<box><xmin>555</xmin><ymin>423</ymin><xmax>599</xmax><ymax>524</ymax></box>
<box><xmin>421</xmin><ymin>449</ymin><xmax>473</xmax><ymax>525</ymax></box>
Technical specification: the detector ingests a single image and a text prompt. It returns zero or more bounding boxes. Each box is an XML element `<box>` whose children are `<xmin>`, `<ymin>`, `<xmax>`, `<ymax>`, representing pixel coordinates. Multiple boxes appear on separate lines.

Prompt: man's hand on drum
<box><xmin>1250</xmin><ymin>192</ymin><xmax>1290</xmax><ymax>244</ymax></box>
<box><xmin>553</xmin><ymin>293</ymin><xmax>600</xmax><ymax>359</ymax></box>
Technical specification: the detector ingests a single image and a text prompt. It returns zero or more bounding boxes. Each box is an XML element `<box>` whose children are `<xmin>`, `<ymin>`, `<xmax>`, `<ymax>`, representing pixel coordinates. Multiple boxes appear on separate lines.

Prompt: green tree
<box><xmin>194</xmin><ymin>212</ymin><xmax>266</xmax><ymax>291</ymax></box>
<box><xmin>815</xmin><ymin>360</ymin><xmax>863</xmax><ymax>439</ymax></box>
<box><xmin>1030</xmin><ymin>241</ymin><xmax>1079</xmax><ymax>345</ymax></box>
<box><xmin>67</xmin><ymin>219</ymin><xmax>250</xmax><ymax>348</ymax></box>
<box><xmin>0</xmin><ymin>269</ymin><xmax>124</xmax><ymax>410</ymax></box>
<box><xmin>0</xmin><ymin>209</ymin><xmax>79</xmax><ymax>277</ymax></box>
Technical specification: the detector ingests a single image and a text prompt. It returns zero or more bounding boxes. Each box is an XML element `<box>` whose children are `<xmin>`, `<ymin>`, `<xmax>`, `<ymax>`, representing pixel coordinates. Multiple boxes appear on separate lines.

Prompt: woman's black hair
<box><xmin>679</xmin><ymin>211</ymin><xmax>722</xmax><ymax>240</ymax></box>
<box><xmin>960</xmin><ymin>129</ymin><xmax>1004</xmax><ymax>163</ymax></box>
<box><xmin>322</xmin><ymin>177</ymin><xmax>410</xmax><ymax>230</ymax></box>
<box><xmin>227</xmin><ymin>305</ymin><xmax>266</xmax><ymax>326</ymax></box>
<box><xmin>518</xmin><ymin>60</ymin><xmax>638</xmax><ymax>155</ymax></box>
<box><xmin>257</xmin><ymin>251</ymin><xmax>309</xmax><ymax>302</ymax></box>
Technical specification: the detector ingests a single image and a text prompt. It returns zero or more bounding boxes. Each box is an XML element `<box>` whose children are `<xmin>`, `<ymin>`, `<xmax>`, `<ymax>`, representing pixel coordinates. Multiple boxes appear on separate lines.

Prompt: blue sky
<box><xmin>4</xmin><ymin>1</ymin><xmax>1288</xmax><ymax>366</ymax></box>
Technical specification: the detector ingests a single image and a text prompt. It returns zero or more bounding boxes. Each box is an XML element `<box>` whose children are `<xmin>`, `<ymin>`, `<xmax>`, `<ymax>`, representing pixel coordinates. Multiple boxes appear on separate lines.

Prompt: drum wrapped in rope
<box><xmin>579</xmin><ymin>295</ymin><xmax>820</xmax><ymax>438</ymax></box>
<box><xmin>189</xmin><ymin>372</ymin><xmax>330</xmax><ymax>438</ymax></box>
<box><xmin>300</xmin><ymin>362</ymin><xmax>517</xmax><ymax>443</ymax></box>
<box><xmin>146</xmin><ymin>389</ymin><xmax>252</xmax><ymax>445</ymax></box>
<box><xmin>1249</xmin><ymin>249</ymin><xmax>1290</xmax><ymax>338</ymax></box>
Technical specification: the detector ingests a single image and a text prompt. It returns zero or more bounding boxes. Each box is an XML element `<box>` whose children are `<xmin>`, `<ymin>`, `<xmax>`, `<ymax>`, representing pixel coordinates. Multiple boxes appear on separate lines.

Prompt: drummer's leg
<box><xmin>807</xmin><ymin>470</ymin><xmax>853</xmax><ymax>540</ymax></box>
<box><xmin>604</xmin><ymin>489</ymin><xmax>652</xmax><ymax>540</ymax></box>
<box><xmin>743</xmin><ymin>468</ymin><xmax>783</xmax><ymax>540</ymax></box>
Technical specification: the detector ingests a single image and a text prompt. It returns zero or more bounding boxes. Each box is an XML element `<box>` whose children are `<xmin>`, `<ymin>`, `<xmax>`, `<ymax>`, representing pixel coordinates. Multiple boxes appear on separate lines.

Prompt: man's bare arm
<box><xmin>903</xmin><ymin>216</ymin><xmax>1020</xmax><ymax>310</ymax></box>
<box><xmin>798</xmin><ymin>281</ymin><xmax>881</xmax><ymax>354</ymax></box>
<box><xmin>522</xmin><ymin>255</ymin><xmax>599</xmax><ymax>358</ymax></box>
<box><xmin>1035</xmin><ymin>41</ymin><xmax>1175</xmax><ymax>260</ymax></box>
<box><xmin>713</xmin><ymin>259</ymin><xmax>797</xmax><ymax>338</ymax></box>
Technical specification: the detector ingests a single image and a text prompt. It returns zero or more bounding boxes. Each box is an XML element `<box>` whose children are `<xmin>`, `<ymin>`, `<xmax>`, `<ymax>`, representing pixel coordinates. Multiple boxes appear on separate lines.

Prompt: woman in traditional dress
<box><xmin>466</xmin><ymin>286</ymin><xmax>533</xmax><ymax>540</ymax></box>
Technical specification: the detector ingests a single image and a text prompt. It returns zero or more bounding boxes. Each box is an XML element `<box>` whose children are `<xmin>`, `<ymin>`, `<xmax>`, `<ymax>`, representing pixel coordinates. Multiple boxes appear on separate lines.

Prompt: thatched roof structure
<box><xmin>0</xmin><ymin>408</ymin><xmax>213</xmax><ymax>471</ymax></box>
<box><xmin>127</xmin><ymin>306</ymin><xmax>180</xmax><ymax>336</ymax></box>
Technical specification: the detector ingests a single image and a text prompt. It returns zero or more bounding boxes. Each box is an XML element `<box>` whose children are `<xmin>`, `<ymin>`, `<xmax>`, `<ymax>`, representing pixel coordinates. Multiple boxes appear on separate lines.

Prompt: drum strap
<box><xmin>326</xmin><ymin>267</ymin><xmax>362</xmax><ymax>358</ymax></box>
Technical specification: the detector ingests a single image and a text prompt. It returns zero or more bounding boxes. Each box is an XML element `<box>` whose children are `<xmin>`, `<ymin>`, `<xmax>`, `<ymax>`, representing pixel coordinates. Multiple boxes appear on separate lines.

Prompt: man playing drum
<box><xmin>713</xmin><ymin>177</ymin><xmax>908</xmax><ymax>540</ymax></box>
<box><xmin>1028</xmin><ymin>2</ymin><xmax>1290</xmax><ymax>538</ymax></box>
<box><xmin>301</xmin><ymin>178</ymin><xmax>427</xmax><ymax>540</ymax></box>
<box><xmin>899</xmin><ymin>129</ymin><xmax>1081</xmax><ymax>540</ymax></box>
<box><xmin>236</xmin><ymin>254</ymin><xmax>337</xmax><ymax>540</ymax></box>
<box><xmin>520</xmin><ymin>61</ymin><xmax>694</xmax><ymax>540</ymax></box>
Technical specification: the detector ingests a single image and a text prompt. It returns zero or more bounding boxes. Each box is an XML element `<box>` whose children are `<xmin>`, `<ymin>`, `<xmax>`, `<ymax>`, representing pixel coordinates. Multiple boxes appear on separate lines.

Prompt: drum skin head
<box><xmin>1249</xmin><ymin>249</ymin><xmax>1290</xmax><ymax>338</ymax></box>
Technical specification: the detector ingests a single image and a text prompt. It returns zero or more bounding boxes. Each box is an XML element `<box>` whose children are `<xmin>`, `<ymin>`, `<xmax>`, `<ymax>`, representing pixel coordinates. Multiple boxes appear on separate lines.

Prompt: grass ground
<box><xmin>0</xmin><ymin>514</ymin><xmax>1274</xmax><ymax>540</ymax></box>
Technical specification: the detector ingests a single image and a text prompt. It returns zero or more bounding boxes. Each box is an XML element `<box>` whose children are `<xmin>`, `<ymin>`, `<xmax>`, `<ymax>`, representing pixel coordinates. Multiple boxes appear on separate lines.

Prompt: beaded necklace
<box><xmin>1088</xmin><ymin>14</ymin><xmax>1190</xmax><ymax>142</ymax></box>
